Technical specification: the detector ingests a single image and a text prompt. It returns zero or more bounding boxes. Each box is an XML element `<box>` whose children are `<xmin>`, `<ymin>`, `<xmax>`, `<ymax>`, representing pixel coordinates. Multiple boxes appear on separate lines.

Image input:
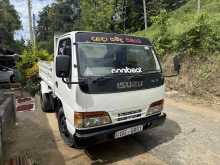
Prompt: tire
<box><xmin>57</xmin><ymin>107</ymin><xmax>76</xmax><ymax>147</ymax></box>
<box><xmin>40</xmin><ymin>93</ymin><xmax>54</xmax><ymax>112</ymax></box>
<box><xmin>10</xmin><ymin>75</ymin><xmax>15</xmax><ymax>83</ymax></box>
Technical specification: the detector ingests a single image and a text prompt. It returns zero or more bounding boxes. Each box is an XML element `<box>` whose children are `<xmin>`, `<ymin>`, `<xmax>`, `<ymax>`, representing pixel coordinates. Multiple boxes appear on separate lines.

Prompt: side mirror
<box><xmin>173</xmin><ymin>56</ymin><xmax>181</xmax><ymax>74</ymax></box>
<box><xmin>56</xmin><ymin>55</ymin><xmax>70</xmax><ymax>78</ymax></box>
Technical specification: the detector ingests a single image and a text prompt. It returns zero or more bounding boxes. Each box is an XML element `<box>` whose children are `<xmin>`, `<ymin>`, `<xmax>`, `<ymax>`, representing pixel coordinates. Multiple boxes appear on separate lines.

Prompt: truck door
<box><xmin>55</xmin><ymin>37</ymin><xmax>73</xmax><ymax>90</ymax></box>
<box><xmin>54</xmin><ymin>36</ymin><xmax>77</xmax><ymax>134</ymax></box>
<box><xmin>55</xmin><ymin>36</ymin><xmax>80</xmax><ymax>134</ymax></box>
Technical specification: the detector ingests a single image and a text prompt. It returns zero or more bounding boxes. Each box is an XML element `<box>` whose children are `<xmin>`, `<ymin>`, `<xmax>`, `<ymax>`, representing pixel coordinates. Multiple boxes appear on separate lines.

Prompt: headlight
<box><xmin>74</xmin><ymin>111</ymin><xmax>112</xmax><ymax>128</ymax></box>
<box><xmin>147</xmin><ymin>99</ymin><xmax>164</xmax><ymax>115</ymax></box>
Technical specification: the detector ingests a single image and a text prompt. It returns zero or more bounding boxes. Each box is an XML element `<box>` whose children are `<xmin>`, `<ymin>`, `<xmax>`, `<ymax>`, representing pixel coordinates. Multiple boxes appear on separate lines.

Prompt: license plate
<box><xmin>114</xmin><ymin>125</ymin><xmax>143</xmax><ymax>139</ymax></box>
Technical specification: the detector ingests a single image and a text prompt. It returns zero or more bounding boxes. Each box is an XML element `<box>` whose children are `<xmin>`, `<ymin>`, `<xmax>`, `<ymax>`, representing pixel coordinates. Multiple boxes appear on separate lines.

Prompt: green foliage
<box><xmin>80</xmin><ymin>0</ymin><xmax>175</xmax><ymax>33</ymax></box>
<box><xmin>135</xmin><ymin>0</ymin><xmax>220</xmax><ymax>57</ymax></box>
<box><xmin>36</xmin><ymin>0</ymin><xmax>187</xmax><ymax>52</ymax></box>
<box><xmin>10</xmin><ymin>39</ymin><xmax>26</xmax><ymax>53</ymax></box>
<box><xmin>37</xmin><ymin>0</ymin><xmax>80</xmax><ymax>53</ymax></box>
<box><xmin>80</xmin><ymin>0</ymin><xmax>115</xmax><ymax>32</ymax></box>
<box><xmin>35</xmin><ymin>49</ymin><xmax>53</xmax><ymax>61</ymax></box>
<box><xmin>153</xmin><ymin>9</ymin><xmax>169</xmax><ymax>35</ymax></box>
<box><xmin>151</xmin><ymin>10</ymin><xmax>173</xmax><ymax>56</ymax></box>
<box><xmin>25</xmin><ymin>75</ymin><xmax>41</xmax><ymax>96</ymax></box>
<box><xmin>17</xmin><ymin>48</ymin><xmax>52</xmax><ymax>95</ymax></box>
<box><xmin>37</xmin><ymin>40</ymin><xmax>54</xmax><ymax>54</ymax></box>
<box><xmin>177</xmin><ymin>13</ymin><xmax>219</xmax><ymax>55</ymax></box>
<box><xmin>0</xmin><ymin>0</ymin><xmax>21</xmax><ymax>49</ymax></box>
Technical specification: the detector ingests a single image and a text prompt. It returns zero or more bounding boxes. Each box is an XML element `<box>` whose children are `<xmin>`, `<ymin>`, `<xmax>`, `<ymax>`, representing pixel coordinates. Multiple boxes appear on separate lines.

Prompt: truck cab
<box><xmin>39</xmin><ymin>31</ymin><xmax>173</xmax><ymax>148</ymax></box>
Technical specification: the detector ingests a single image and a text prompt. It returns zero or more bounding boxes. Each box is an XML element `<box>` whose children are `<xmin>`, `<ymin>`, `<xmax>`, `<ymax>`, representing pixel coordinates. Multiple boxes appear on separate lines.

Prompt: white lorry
<box><xmin>39</xmin><ymin>31</ymin><xmax>180</xmax><ymax>148</ymax></box>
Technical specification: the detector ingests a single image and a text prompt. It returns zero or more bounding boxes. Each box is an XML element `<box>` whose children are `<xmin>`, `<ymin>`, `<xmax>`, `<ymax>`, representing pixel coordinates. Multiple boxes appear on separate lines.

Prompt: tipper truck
<box><xmin>39</xmin><ymin>31</ymin><xmax>180</xmax><ymax>148</ymax></box>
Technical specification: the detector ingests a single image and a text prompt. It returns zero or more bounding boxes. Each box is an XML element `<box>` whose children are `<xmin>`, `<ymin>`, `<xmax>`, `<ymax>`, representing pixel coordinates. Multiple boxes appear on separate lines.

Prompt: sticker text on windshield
<box><xmin>112</xmin><ymin>67</ymin><xmax>142</xmax><ymax>74</ymax></box>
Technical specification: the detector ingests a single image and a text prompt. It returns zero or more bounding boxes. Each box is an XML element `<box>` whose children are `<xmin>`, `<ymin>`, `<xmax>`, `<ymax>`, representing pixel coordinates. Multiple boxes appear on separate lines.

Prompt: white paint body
<box><xmin>39</xmin><ymin>31</ymin><xmax>165</xmax><ymax>136</ymax></box>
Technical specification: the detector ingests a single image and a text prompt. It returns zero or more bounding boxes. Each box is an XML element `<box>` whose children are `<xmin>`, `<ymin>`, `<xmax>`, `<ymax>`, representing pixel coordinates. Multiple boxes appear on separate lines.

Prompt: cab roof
<box><xmin>59</xmin><ymin>31</ymin><xmax>152</xmax><ymax>46</ymax></box>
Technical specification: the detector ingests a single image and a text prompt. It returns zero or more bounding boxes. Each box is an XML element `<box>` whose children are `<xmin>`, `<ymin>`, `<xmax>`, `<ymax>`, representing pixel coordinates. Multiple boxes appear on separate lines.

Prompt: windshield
<box><xmin>77</xmin><ymin>43</ymin><xmax>161</xmax><ymax>77</ymax></box>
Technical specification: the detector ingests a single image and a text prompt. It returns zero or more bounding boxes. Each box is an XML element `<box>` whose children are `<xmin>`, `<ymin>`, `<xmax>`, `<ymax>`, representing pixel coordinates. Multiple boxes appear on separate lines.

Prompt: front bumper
<box><xmin>74</xmin><ymin>112</ymin><xmax>166</xmax><ymax>148</ymax></box>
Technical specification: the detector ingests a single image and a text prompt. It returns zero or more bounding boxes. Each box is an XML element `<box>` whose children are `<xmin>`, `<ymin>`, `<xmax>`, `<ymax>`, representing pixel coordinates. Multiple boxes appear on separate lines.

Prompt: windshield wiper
<box><xmin>92</xmin><ymin>76</ymin><xmax>114</xmax><ymax>83</ymax></box>
<box><xmin>91</xmin><ymin>70</ymin><xmax>161</xmax><ymax>83</ymax></box>
<box><xmin>125</xmin><ymin>71</ymin><xmax>161</xmax><ymax>79</ymax></box>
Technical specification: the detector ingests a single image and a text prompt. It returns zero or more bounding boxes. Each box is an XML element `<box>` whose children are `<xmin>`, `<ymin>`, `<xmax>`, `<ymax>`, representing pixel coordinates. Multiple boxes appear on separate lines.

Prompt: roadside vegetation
<box><xmin>135</xmin><ymin>0</ymin><xmax>220</xmax><ymax>100</ymax></box>
<box><xmin>135</xmin><ymin>0</ymin><xmax>220</xmax><ymax>57</ymax></box>
<box><xmin>16</xmin><ymin>48</ymin><xmax>52</xmax><ymax>95</ymax></box>
<box><xmin>0</xmin><ymin>0</ymin><xmax>24</xmax><ymax>52</ymax></box>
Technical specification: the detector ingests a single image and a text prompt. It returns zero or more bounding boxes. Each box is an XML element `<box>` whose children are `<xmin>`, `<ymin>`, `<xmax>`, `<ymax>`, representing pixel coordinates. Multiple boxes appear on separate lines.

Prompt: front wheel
<box><xmin>40</xmin><ymin>93</ymin><xmax>54</xmax><ymax>112</ymax></box>
<box><xmin>57</xmin><ymin>107</ymin><xmax>76</xmax><ymax>147</ymax></box>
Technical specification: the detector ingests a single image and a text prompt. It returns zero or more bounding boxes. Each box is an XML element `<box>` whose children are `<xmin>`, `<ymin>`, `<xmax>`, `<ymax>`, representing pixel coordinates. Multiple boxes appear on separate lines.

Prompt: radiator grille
<box><xmin>117</xmin><ymin>109</ymin><xmax>143</xmax><ymax>121</ymax></box>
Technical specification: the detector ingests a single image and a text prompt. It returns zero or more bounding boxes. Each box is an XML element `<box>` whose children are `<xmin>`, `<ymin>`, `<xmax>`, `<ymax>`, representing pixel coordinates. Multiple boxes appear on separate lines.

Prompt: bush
<box><xmin>153</xmin><ymin>33</ymin><xmax>174</xmax><ymax>56</ymax></box>
<box><xmin>149</xmin><ymin>11</ymin><xmax>220</xmax><ymax>57</ymax></box>
<box><xmin>17</xmin><ymin>48</ymin><xmax>52</xmax><ymax>95</ymax></box>
<box><xmin>151</xmin><ymin>10</ymin><xmax>175</xmax><ymax>56</ymax></box>
<box><xmin>176</xmin><ymin>13</ymin><xmax>220</xmax><ymax>55</ymax></box>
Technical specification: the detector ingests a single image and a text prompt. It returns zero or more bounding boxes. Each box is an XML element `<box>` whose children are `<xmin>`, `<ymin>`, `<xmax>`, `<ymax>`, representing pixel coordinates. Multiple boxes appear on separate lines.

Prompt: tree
<box><xmin>80</xmin><ymin>0</ymin><xmax>115</xmax><ymax>32</ymax></box>
<box><xmin>0</xmin><ymin>0</ymin><xmax>21</xmax><ymax>49</ymax></box>
<box><xmin>36</xmin><ymin>0</ymin><xmax>188</xmax><ymax>52</ymax></box>
<box><xmin>37</xmin><ymin>0</ymin><xmax>80</xmax><ymax>53</ymax></box>
<box><xmin>80</xmin><ymin>0</ymin><xmax>165</xmax><ymax>33</ymax></box>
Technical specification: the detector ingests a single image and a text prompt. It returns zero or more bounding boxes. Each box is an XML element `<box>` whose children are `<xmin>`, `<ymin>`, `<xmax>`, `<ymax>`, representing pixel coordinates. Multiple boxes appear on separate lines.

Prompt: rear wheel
<box><xmin>57</xmin><ymin>107</ymin><xmax>76</xmax><ymax>147</ymax></box>
<box><xmin>40</xmin><ymin>93</ymin><xmax>54</xmax><ymax>112</ymax></box>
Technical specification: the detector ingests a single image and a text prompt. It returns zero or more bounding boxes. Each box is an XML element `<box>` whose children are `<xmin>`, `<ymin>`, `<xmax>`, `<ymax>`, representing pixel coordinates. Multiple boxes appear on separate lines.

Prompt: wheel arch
<box><xmin>40</xmin><ymin>81</ymin><xmax>52</xmax><ymax>94</ymax></box>
<box><xmin>55</xmin><ymin>98</ymin><xmax>76</xmax><ymax>136</ymax></box>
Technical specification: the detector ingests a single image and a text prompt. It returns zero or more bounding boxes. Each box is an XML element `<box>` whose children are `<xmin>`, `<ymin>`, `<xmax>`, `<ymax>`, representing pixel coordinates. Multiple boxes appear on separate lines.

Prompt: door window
<box><xmin>58</xmin><ymin>38</ymin><xmax>72</xmax><ymax>56</ymax></box>
<box><xmin>57</xmin><ymin>38</ymin><xmax>72</xmax><ymax>87</ymax></box>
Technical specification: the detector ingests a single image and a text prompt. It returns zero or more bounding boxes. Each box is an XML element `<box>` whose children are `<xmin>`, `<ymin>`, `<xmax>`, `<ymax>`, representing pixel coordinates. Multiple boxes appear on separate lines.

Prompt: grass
<box><xmin>135</xmin><ymin>0</ymin><xmax>220</xmax><ymax>41</ymax></box>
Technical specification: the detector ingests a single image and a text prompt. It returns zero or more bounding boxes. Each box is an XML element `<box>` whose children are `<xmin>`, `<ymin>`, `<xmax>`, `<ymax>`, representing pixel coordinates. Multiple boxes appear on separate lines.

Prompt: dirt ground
<box><xmin>4</xmin><ymin>95</ymin><xmax>220</xmax><ymax>165</ymax></box>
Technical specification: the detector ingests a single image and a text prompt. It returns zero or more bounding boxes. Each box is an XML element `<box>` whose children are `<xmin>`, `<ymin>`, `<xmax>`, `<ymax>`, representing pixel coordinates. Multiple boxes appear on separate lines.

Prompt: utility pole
<box><xmin>143</xmin><ymin>0</ymin><xmax>147</xmax><ymax>32</ymax></box>
<box><xmin>27</xmin><ymin>0</ymin><xmax>34</xmax><ymax>44</ymax></box>
<box><xmin>197</xmin><ymin>0</ymin><xmax>201</xmax><ymax>14</ymax></box>
<box><xmin>33</xmin><ymin>13</ymin><xmax>36</xmax><ymax>53</ymax></box>
<box><xmin>122</xmin><ymin>0</ymin><xmax>128</xmax><ymax>33</ymax></box>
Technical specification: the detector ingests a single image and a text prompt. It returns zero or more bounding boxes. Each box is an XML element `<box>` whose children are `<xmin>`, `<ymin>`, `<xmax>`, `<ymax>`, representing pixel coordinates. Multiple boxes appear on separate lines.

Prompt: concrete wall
<box><xmin>0</xmin><ymin>93</ymin><xmax>16</xmax><ymax>165</ymax></box>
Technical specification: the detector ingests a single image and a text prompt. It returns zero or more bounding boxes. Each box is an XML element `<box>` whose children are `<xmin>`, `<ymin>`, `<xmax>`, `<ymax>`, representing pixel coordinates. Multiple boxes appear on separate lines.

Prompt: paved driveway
<box><xmin>5</xmin><ymin>97</ymin><xmax>220</xmax><ymax>165</ymax></box>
